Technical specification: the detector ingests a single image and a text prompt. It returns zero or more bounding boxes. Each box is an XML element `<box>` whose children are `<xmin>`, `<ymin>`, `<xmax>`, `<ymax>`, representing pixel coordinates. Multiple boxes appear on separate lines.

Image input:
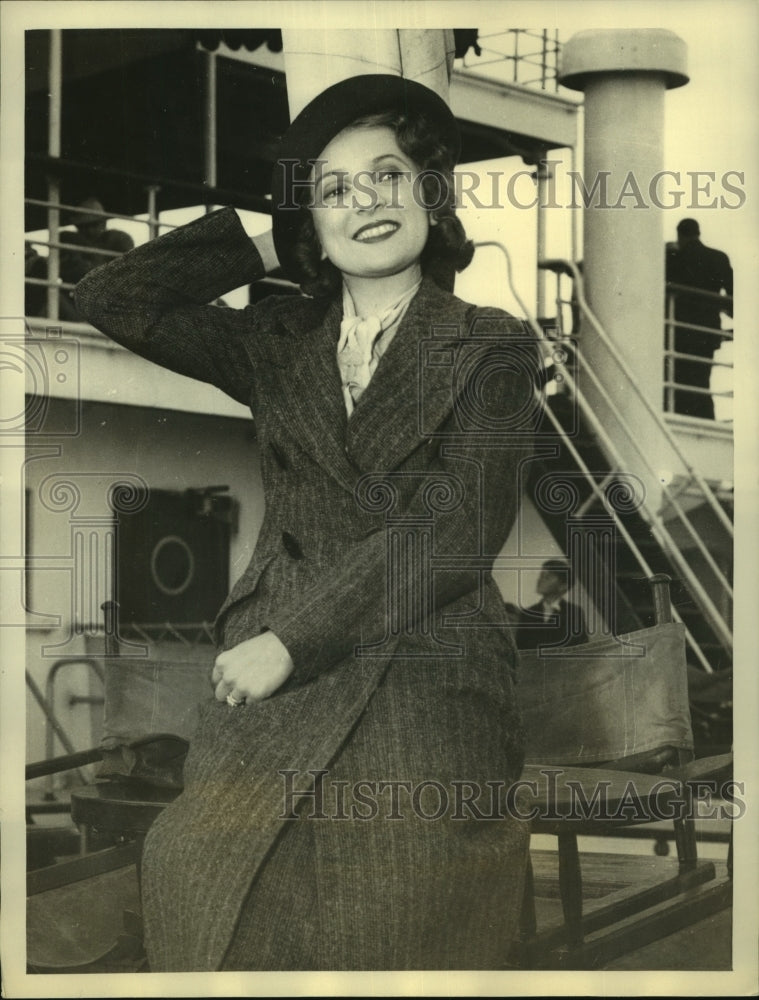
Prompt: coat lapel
<box><xmin>272</xmin><ymin>295</ymin><xmax>360</xmax><ymax>493</ymax></box>
<box><xmin>346</xmin><ymin>277</ymin><xmax>474</xmax><ymax>474</ymax></box>
<box><xmin>268</xmin><ymin>278</ymin><xmax>475</xmax><ymax>489</ymax></box>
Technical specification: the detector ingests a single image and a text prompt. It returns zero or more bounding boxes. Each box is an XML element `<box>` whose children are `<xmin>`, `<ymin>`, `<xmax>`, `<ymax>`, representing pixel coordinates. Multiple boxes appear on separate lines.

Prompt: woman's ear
<box><xmin>429</xmin><ymin>211</ymin><xmax>439</xmax><ymax>227</ymax></box>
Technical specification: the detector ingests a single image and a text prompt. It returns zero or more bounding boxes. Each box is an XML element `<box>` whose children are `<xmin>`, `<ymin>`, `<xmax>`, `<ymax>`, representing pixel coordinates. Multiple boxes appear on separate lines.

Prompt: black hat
<box><xmin>70</xmin><ymin>196</ymin><xmax>106</xmax><ymax>227</ymax></box>
<box><xmin>270</xmin><ymin>74</ymin><xmax>460</xmax><ymax>282</ymax></box>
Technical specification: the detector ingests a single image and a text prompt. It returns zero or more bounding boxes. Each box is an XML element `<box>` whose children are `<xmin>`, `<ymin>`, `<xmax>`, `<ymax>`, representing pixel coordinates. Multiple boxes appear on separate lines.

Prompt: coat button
<box><xmin>269</xmin><ymin>441</ymin><xmax>289</xmax><ymax>470</ymax></box>
<box><xmin>281</xmin><ymin>531</ymin><xmax>304</xmax><ymax>559</ymax></box>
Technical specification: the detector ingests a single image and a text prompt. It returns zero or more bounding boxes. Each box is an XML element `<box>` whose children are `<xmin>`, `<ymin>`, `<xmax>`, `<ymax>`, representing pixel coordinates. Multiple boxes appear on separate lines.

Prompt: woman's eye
<box><xmin>320</xmin><ymin>177</ymin><xmax>350</xmax><ymax>202</ymax></box>
<box><xmin>377</xmin><ymin>169</ymin><xmax>403</xmax><ymax>183</ymax></box>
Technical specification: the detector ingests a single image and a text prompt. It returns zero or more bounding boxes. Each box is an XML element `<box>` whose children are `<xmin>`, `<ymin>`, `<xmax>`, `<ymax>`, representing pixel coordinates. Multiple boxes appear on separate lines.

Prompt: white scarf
<box><xmin>337</xmin><ymin>280</ymin><xmax>421</xmax><ymax>414</ymax></box>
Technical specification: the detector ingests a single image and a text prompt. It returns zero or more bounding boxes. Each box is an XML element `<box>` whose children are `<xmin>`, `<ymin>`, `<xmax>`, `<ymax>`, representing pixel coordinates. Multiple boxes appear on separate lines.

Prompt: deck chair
<box><xmin>26</xmin><ymin>602</ymin><xmax>213</xmax><ymax>973</ymax></box>
<box><xmin>513</xmin><ymin>574</ymin><xmax>733</xmax><ymax>970</ymax></box>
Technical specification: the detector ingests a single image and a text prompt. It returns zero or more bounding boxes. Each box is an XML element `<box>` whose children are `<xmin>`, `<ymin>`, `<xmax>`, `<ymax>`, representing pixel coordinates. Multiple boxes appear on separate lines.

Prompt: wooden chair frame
<box><xmin>26</xmin><ymin>587</ymin><xmax>732</xmax><ymax>971</ymax></box>
<box><xmin>514</xmin><ymin>575</ymin><xmax>733</xmax><ymax>969</ymax></box>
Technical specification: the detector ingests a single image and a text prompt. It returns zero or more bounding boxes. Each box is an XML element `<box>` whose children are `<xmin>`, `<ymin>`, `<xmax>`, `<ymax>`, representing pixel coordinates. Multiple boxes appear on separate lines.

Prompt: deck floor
<box><xmin>530</xmin><ymin>845</ymin><xmax>732</xmax><ymax>970</ymax></box>
<box><xmin>603</xmin><ymin>907</ymin><xmax>731</xmax><ymax>970</ymax></box>
<box><xmin>26</xmin><ymin>829</ymin><xmax>733</xmax><ymax>973</ymax></box>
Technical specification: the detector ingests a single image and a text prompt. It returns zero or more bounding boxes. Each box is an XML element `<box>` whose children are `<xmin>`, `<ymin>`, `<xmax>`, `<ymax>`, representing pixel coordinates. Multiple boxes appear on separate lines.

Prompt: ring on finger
<box><xmin>226</xmin><ymin>692</ymin><xmax>246</xmax><ymax>708</ymax></box>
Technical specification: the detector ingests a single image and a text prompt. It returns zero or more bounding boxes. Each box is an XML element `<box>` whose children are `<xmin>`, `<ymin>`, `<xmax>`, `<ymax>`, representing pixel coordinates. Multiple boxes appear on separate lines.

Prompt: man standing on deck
<box><xmin>665</xmin><ymin>219</ymin><xmax>733</xmax><ymax>420</ymax></box>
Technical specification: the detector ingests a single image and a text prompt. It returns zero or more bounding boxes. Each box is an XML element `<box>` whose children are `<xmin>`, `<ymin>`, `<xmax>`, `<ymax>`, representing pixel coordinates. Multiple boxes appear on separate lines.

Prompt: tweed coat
<box><xmin>75</xmin><ymin>207</ymin><xmax>539</xmax><ymax>971</ymax></box>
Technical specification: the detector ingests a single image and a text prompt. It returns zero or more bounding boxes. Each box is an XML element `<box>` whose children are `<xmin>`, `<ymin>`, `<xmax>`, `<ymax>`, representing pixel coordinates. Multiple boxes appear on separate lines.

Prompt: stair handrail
<box><xmin>548</xmin><ymin>341</ymin><xmax>733</xmax><ymax>652</ymax></box>
<box><xmin>474</xmin><ymin>242</ymin><xmax>733</xmax><ymax>659</ymax></box>
<box><xmin>535</xmin><ymin>392</ymin><xmax>714</xmax><ymax>672</ymax></box>
<box><xmin>540</xmin><ymin>257</ymin><xmax>733</xmax><ymax>537</ymax></box>
<box><xmin>532</xmin><ymin>261</ymin><xmax>734</xmax><ymax>602</ymax></box>
<box><xmin>535</xmin><ymin>297</ymin><xmax>733</xmax><ymax>604</ymax></box>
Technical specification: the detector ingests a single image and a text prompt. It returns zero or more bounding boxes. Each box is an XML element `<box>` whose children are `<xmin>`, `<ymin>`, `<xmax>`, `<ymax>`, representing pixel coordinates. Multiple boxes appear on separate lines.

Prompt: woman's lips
<box><xmin>353</xmin><ymin>221</ymin><xmax>400</xmax><ymax>243</ymax></box>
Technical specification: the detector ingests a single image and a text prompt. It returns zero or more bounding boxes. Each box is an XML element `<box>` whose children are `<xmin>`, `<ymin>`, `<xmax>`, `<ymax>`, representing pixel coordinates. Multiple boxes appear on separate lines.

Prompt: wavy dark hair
<box><xmin>290</xmin><ymin>109</ymin><xmax>474</xmax><ymax>298</ymax></box>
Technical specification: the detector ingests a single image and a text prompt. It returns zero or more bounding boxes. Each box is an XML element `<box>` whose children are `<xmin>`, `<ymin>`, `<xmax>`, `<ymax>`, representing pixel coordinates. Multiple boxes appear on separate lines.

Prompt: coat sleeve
<box><xmin>266</xmin><ymin>316</ymin><xmax>538</xmax><ymax>683</ymax></box>
<box><xmin>73</xmin><ymin>207</ymin><xmax>273</xmax><ymax>406</ymax></box>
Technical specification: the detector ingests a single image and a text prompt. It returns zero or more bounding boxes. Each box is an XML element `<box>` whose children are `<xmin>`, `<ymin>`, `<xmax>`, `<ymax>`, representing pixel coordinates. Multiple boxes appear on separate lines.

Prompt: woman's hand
<box><xmin>212</xmin><ymin>631</ymin><xmax>294</xmax><ymax>705</ymax></box>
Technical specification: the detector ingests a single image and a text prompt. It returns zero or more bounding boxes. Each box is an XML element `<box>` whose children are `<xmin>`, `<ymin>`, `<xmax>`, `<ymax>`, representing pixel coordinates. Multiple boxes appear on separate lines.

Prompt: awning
<box><xmin>25</xmin><ymin>28</ymin><xmax>558</xmax><ymax>231</ymax></box>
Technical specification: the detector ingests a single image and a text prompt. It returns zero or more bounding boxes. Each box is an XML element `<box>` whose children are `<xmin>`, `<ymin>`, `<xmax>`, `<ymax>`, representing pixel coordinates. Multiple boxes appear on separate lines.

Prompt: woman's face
<box><xmin>310</xmin><ymin>124</ymin><xmax>433</xmax><ymax>281</ymax></box>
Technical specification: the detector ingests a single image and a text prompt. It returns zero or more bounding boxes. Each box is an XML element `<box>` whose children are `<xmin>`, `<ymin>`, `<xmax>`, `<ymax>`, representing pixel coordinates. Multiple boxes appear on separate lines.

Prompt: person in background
<box><xmin>25</xmin><ymin>198</ymin><xmax>134</xmax><ymax>320</ymax></box>
<box><xmin>516</xmin><ymin>557</ymin><xmax>588</xmax><ymax>650</ymax></box>
<box><xmin>59</xmin><ymin>197</ymin><xmax>135</xmax><ymax>281</ymax></box>
<box><xmin>665</xmin><ymin>218</ymin><xmax>733</xmax><ymax>420</ymax></box>
<box><xmin>24</xmin><ymin>242</ymin><xmax>49</xmax><ymax>317</ymax></box>
<box><xmin>57</xmin><ymin>197</ymin><xmax>134</xmax><ymax>318</ymax></box>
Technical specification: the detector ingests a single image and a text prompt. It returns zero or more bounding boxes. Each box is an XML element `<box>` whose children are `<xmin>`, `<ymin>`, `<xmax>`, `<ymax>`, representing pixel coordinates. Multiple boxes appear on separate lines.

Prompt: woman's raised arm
<box><xmin>74</xmin><ymin>207</ymin><xmax>279</xmax><ymax>405</ymax></box>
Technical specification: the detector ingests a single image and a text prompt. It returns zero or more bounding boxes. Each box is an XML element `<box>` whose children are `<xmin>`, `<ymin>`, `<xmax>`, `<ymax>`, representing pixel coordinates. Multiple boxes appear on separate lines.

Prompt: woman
<box><xmin>75</xmin><ymin>74</ymin><xmax>540</xmax><ymax>971</ymax></box>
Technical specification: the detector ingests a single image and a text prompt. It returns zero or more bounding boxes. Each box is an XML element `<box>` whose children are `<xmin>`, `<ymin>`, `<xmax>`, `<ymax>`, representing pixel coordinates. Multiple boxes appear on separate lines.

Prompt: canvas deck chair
<box><xmin>512</xmin><ymin>574</ymin><xmax>733</xmax><ymax>970</ymax></box>
<box><xmin>26</xmin><ymin>603</ymin><xmax>213</xmax><ymax>973</ymax></box>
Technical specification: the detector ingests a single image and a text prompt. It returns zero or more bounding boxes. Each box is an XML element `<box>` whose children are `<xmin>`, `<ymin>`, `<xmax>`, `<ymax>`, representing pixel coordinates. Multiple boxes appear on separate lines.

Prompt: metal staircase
<box><xmin>482</xmin><ymin>243</ymin><xmax>733</xmax><ymax>677</ymax></box>
<box><xmin>529</xmin><ymin>380</ymin><xmax>733</xmax><ymax>671</ymax></box>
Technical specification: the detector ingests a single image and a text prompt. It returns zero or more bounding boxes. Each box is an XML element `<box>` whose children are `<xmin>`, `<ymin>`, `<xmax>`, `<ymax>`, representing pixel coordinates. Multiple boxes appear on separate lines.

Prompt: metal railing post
<box><xmin>665</xmin><ymin>290</ymin><xmax>676</xmax><ymax>413</ymax></box>
<box><xmin>45</xmin><ymin>30</ymin><xmax>63</xmax><ymax>321</ymax></box>
<box><xmin>146</xmin><ymin>185</ymin><xmax>161</xmax><ymax>240</ymax></box>
<box><xmin>204</xmin><ymin>47</ymin><xmax>218</xmax><ymax>212</ymax></box>
<box><xmin>535</xmin><ymin>158</ymin><xmax>551</xmax><ymax>322</ymax></box>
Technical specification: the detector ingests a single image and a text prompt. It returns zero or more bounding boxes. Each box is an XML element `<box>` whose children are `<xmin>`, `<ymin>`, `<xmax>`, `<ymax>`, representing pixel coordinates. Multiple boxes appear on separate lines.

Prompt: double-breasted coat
<box><xmin>75</xmin><ymin>207</ymin><xmax>539</xmax><ymax>971</ymax></box>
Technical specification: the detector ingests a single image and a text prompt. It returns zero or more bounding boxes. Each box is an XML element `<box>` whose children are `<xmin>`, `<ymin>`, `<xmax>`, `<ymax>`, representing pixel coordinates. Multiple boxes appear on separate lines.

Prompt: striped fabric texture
<box><xmin>75</xmin><ymin>207</ymin><xmax>538</xmax><ymax>970</ymax></box>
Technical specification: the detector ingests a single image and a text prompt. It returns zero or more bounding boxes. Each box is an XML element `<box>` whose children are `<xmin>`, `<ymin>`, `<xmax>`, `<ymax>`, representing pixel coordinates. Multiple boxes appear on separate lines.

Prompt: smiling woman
<box><xmin>73</xmin><ymin>72</ymin><xmax>540</xmax><ymax>972</ymax></box>
<box><xmin>288</xmin><ymin>103</ymin><xmax>474</xmax><ymax>302</ymax></box>
<box><xmin>310</xmin><ymin>126</ymin><xmax>432</xmax><ymax>291</ymax></box>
